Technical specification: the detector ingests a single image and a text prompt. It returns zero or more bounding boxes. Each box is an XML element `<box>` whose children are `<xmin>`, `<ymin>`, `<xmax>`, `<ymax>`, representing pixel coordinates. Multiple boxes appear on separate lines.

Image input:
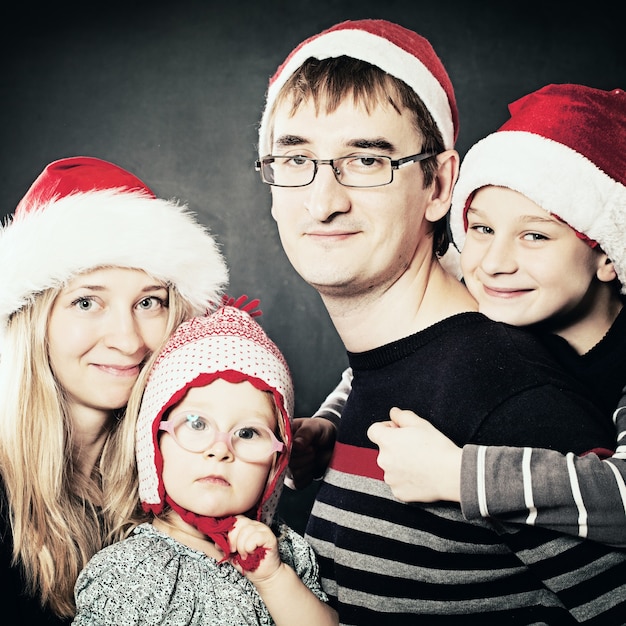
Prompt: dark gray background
<box><xmin>2</xmin><ymin>0</ymin><xmax>624</xmax><ymax>530</ymax></box>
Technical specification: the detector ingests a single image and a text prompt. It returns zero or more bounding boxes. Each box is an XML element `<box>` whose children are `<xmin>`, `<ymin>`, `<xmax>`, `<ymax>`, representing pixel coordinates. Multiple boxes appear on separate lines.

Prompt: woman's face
<box><xmin>47</xmin><ymin>267</ymin><xmax>170</xmax><ymax>424</ymax></box>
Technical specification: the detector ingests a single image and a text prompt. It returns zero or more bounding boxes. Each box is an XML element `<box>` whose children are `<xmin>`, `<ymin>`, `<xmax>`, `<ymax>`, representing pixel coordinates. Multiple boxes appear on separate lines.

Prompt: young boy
<box><xmin>73</xmin><ymin>300</ymin><xmax>337</xmax><ymax>625</ymax></box>
<box><xmin>447</xmin><ymin>82</ymin><xmax>626</xmax><ymax>543</ymax></box>
<box><xmin>318</xmin><ymin>84</ymin><xmax>626</xmax><ymax>548</ymax></box>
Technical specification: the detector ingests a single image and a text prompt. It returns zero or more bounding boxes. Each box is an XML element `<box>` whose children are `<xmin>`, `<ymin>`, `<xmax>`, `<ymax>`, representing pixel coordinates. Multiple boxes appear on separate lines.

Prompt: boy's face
<box><xmin>269</xmin><ymin>95</ymin><xmax>434</xmax><ymax>300</ymax></box>
<box><xmin>461</xmin><ymin>185</ymin><xmax>609</xmax><ymax>330</ymax></box>
<box><xmin>160</xmin><ymin>379</ymin><xmax>278</xmax><ymax>519</ymax></box>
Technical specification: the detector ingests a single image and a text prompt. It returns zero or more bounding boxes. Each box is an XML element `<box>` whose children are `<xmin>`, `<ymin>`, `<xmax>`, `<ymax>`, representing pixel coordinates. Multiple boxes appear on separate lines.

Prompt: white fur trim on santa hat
<box><xmin>450</xmin><ymin>130</ymin><xmax>626</xmax><ymax>293</ymax></box>
<box><xmin>0</xmin><ymin>188</ymin><xmax>229</xmax><ymax>335</ymax></box>
<box><xmin>258</xmin><ymin>28</ymin><xmax>455</xmax><ymax>157</ymax></box>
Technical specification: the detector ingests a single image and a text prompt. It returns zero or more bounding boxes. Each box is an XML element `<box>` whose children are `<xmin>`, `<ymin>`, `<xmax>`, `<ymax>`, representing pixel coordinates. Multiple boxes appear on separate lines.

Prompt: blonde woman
<box><xmin>0</xmin><ymin>156</ymin><xmax>228</xmax><ymax>624</ymax></box>
<box><xmin>73</xmin><ymin>303</ymin><xmax>337</xmax><ymax>625</ymax></box>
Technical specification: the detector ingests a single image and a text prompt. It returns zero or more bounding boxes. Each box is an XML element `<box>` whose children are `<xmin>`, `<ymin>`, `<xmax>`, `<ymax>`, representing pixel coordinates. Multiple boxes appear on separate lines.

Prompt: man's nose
<box><xmin>304</xmin><ymin>161</ymin><xmax>351</xmax><ymax>222</ymax></box>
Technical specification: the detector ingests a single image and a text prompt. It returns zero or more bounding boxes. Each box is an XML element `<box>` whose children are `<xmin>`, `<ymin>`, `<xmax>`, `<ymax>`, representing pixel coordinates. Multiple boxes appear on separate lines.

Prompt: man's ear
<box><xmin>425</xmin><ymin>149</ymin><xmax>459</xmax><ymax>222</ymax></box>
<box><xmin>596</xmin><ymin>254</ymin><xmax>618</xmax><ymax>283</ymax></box>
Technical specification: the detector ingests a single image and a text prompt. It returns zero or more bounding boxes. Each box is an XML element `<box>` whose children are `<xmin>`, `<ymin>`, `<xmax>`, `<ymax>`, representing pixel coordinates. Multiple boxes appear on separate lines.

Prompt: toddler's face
<box><xmin>461</xmin><ymin>185</ymin><xmax>609</xmax><ymax>331</ymax></box>
<box><xmin>160</xmin><ymin>378</ymin><xmax>279</xmax><ymax>519</ymax></box>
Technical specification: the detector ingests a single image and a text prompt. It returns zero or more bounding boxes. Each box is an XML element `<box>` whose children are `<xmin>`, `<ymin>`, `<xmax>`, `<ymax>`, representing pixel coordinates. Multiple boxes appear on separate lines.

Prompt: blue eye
<box><xmin>288</xmin><ymin>156</ymin><xmax>310</xmax><ymax>166</ymax></box>
<box><xmin>522</xmin><ymin>232</ymin><xmax>549</xmax><ymax>242</ymax></box>
<box><xmin>469</xmin><ymin>225</ymin><xmax>494</xmax><ymax>235</ymax></box>
<box><xmin>185</xmin><ymin>414</ymin><xmax>208</xmax><ymax>431</ymax></box>
<box><xmin>137</xmin><ymin>296</ymin><xmax>166</xmax><ymax>310</ymax></box>
<box><xmin>72</xmin><ymin>297</ymin><xmax>94</xmax><ymax>311</ymax></box>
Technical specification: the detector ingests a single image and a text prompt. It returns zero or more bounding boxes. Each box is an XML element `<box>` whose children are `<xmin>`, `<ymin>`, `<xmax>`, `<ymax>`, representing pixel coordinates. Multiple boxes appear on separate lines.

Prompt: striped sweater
<box><xmin>460</xmin><ymin>398</ymin><xmax>626</xmax><ymax>547</ymax></box>
<box><xmin>306</xmin><ymin>313</ymin><xmax>626</xmax><ymax>624</ymax></box>
<box><xmin>314</xmin><ymin>309</ymin><xmax>626</xmax><ymax>548</ymax></box>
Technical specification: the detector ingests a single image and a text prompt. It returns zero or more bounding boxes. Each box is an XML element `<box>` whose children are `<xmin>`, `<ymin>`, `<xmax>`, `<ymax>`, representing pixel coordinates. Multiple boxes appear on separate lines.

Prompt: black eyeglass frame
<box><xmin>254</xmin><ymin>151</ymin><xmax>438</xmax><ymax>188</ymax></box>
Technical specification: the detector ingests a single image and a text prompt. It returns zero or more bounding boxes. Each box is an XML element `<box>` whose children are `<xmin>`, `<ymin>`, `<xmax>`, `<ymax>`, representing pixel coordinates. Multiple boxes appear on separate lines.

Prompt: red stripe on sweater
<box><xmin>582</xmin><ymin>447</ymin><xmax>615</xmax><ymax>460</ymax></box>
<box><xmin>329</xmin><ymin>441</ymin><xmax>384</xmax><ymax>480</ymax></box>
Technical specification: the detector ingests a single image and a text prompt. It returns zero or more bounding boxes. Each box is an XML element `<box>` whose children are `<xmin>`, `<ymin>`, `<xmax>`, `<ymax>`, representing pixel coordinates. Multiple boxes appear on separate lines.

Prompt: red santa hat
<box><xmin>257</xmin><ymin>19</ymin><xmax>459</xmax><ymax>157</ymax></box>
<box><xmin>450</xmin><ymin>84</ymin><xmax>626</xmax><ymax>293</ymax></box>
<box><xmin>136</xmin><ymin>300</ymin><xmax>294</xmax><ymax>528</ymax></box>
<box><xmin>0</xmin><ymin>156</ymin><xmax>229</xmax><ymax>337</ymax></box>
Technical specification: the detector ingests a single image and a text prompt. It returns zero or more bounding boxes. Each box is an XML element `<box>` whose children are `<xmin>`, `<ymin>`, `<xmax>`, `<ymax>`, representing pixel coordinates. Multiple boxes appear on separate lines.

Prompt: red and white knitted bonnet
<box><xmin>136</xmin><ymin>300</ymin><xmax>294</xmax><ymax>527</ymax></box>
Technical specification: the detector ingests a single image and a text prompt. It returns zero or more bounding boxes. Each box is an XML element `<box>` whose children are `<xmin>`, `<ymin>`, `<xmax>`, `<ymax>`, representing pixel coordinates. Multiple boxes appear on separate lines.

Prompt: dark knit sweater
<box><xmin>305</xmin><ymin>312</ymin><xmax>626</xmax><ymax>625</ymax></box>
<box><xmin>538</xmin><ymin>302</ymin><xmax>626</xmax><ymax>417</ymax></box>
<box><xmin>461</xmin><ymin>303</ymin><xmax>626</xmax><ymax>546</ymax></box>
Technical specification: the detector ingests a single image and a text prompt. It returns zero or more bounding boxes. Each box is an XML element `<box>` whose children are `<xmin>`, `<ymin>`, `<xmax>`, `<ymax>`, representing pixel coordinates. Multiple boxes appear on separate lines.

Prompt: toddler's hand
<box><xmin>228</xmin><ymin>515</ymin><xmax>281</xmax><ymax>581</ymax></box>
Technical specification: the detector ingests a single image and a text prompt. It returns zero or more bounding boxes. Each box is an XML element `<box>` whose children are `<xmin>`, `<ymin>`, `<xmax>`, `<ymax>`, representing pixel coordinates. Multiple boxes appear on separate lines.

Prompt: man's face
<box><xmin>269</xmin><ymin>96</ymin><xmax>434</xmax><ymax>299</ymax></box>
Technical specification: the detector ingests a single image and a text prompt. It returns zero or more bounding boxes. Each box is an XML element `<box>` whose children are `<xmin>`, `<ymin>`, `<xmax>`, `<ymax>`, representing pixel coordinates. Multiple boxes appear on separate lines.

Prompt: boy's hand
<box><xmin>367</xmin><ymin>407</ymin><xmax>462</xmax><ymax>503</ymax></box>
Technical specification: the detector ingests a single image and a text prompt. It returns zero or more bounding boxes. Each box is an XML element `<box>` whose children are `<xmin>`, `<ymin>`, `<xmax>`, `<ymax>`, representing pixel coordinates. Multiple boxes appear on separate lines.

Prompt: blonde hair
<box><xmin>0</xmin><ymin>281</ymin><xmax>192</xmax><ymax>618</ymax></box>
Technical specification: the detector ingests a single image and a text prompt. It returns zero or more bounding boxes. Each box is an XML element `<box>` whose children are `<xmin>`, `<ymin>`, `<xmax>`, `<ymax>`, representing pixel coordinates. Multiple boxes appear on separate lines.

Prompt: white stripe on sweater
<box><xmin>476</xmin><ymin>445</ymin><xmax>489</xmax><ymax>517</ymax></box>
<box><xmin>522</xmin><ymin>448</ymin><xmax>538</xmax><ymax>525</ymax></box>
<box><xmin>565</xmin><ymin>452</ymin><xmax>588</xmax><ymax>539</ymax></box>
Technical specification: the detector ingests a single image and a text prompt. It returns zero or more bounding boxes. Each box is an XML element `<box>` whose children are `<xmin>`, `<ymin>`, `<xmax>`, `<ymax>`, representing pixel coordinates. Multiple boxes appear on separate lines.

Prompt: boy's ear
<box><xmin>596</xmin><ymin>254</ymin><xmax>618</xmax><ymax>283</ymax></box>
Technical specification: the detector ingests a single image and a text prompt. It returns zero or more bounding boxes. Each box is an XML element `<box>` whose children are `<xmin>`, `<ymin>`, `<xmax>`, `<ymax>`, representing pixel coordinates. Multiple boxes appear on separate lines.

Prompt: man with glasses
<box><xmin>255</xmin><ymin>19</ymin><xmax>626</xmax><ymax>625</ymax></box>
